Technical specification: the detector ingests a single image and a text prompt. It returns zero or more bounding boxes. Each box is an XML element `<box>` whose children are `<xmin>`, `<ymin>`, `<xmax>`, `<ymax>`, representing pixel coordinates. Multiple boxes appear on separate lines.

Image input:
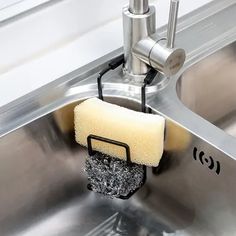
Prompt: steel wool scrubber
<box><xmin>85</xmin><ymin>153</ymin><xmax>145</xmax><ymax>199</ymax></box>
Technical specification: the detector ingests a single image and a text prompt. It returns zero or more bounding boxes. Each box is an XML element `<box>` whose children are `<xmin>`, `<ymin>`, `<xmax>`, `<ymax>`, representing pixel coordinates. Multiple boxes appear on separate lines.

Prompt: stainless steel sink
<box><xmin>177</xmin><ymin>41</ymin><xmax>236</xmax><ymax>138</ymax></box>
<box><xmin>0</xmin><ymin>98</ymin><xmax>190</xmax><ymax>236</ymax></box>
<box><xmin>1</xmin><ymin>0</ymin><xmax>236</xmax><ymax>235</ymax></box>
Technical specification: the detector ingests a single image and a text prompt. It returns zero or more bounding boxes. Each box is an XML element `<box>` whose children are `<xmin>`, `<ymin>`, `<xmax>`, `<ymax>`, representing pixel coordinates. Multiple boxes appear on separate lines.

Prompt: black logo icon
<box><xmin>193</xmin><ymin>147</ymin><xmax>220</xmax><ymax>175</ymax></box>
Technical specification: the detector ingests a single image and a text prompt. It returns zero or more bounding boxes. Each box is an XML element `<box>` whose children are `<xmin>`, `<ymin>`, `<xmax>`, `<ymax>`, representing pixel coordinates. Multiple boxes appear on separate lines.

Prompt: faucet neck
<box><xmin>129</xmin><ymin>0</ymin><xmax>149</xmax><ymax>14</ymax></box>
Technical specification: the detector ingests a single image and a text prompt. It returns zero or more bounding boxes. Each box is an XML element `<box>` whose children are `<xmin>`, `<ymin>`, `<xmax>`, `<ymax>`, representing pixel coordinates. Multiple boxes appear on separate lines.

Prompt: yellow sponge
<box><xmin>74</xmin><ymin>98</ymin><xmax>165</xmax><ymax>167</ymax></box>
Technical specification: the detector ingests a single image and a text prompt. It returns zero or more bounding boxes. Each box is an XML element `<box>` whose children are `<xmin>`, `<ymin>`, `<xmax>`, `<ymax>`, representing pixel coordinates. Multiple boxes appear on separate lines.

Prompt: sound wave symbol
<box><xmin>193</xmin><ymin>147</ymin><xmax>220</xmax><ymax>175</ymax></box>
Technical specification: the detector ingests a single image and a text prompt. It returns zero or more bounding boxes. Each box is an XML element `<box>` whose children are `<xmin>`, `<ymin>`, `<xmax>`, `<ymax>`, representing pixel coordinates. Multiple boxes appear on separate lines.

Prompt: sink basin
<box><xmin>1</xmin><ymin>0</ymin><xmax>236</xmax><ymax>236</ymax></box>
<box><xmin>0</xmin><ymin>97</ymin><xmax>192</xmax><ymax>236</ymax></box>
<box><xmin>177</xmin><ymin>41</ymin><xmax>236</xmax><ymax>138</ymax></box>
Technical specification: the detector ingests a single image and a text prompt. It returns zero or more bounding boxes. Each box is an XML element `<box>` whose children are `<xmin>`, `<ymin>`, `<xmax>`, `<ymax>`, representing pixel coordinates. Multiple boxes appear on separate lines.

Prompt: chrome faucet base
<box><xmin>123</xmin><ymin>5</ymin><xmax>156</xmax><ymax>77</ymax></box>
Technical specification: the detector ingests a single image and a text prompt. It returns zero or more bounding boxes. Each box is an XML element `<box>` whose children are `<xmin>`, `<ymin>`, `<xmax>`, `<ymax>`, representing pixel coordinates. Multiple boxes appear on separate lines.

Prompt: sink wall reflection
<box><xmin>177</xmin><ymin>41</ymin><xmax>236</xmax><ymax>137</ymax></box>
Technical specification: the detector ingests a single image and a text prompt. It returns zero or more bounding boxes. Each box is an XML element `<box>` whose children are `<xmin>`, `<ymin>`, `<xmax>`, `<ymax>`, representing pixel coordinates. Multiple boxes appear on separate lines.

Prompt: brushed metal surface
<box><xmin>1</xmin><ymin>0</ymin><xmax>236</xmax><ymax>235</ymax></box>
<box><xmin>177</xmin><ymin>41</ymin><xmax>236</xmax><ymax>138</ymax></box>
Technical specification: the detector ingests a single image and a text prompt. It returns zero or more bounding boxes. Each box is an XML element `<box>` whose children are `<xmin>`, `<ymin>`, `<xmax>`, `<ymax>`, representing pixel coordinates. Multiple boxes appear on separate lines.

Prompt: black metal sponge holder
<box><xmin>86</xmin><ymin>54</ymin><xmax>157</xmax><ymax>199</ymax></box>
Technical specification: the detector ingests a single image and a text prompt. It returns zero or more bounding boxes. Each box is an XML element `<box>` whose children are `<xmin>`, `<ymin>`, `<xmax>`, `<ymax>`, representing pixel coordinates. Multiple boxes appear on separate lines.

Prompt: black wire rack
<box><xmin>86</xmin><ymin>55</ymin><xmax>157</xmax><ymax>199</ymax></box>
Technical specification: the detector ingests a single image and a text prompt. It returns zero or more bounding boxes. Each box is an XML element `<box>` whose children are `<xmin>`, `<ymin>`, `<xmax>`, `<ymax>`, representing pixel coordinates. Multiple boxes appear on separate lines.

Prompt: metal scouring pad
<box><xmin>85</xmin><ymin>152</ymin><xmax>145</xmax><ymax>198</ymax></box>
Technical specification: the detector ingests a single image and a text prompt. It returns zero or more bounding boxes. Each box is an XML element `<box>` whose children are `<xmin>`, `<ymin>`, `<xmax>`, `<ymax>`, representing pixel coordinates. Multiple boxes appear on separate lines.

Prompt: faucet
<box><xmin>123</xmin><ymin>0</ymin><xmax>185</xmax><ymax>80</ymax></box>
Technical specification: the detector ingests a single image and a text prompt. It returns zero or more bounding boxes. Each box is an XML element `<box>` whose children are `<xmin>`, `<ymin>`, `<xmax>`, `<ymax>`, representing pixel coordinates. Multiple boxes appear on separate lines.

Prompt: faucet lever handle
<box><xmin>167</xmin><ymin>0</ymin><xmax>179</xmax><ymax>48</ymax></box>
